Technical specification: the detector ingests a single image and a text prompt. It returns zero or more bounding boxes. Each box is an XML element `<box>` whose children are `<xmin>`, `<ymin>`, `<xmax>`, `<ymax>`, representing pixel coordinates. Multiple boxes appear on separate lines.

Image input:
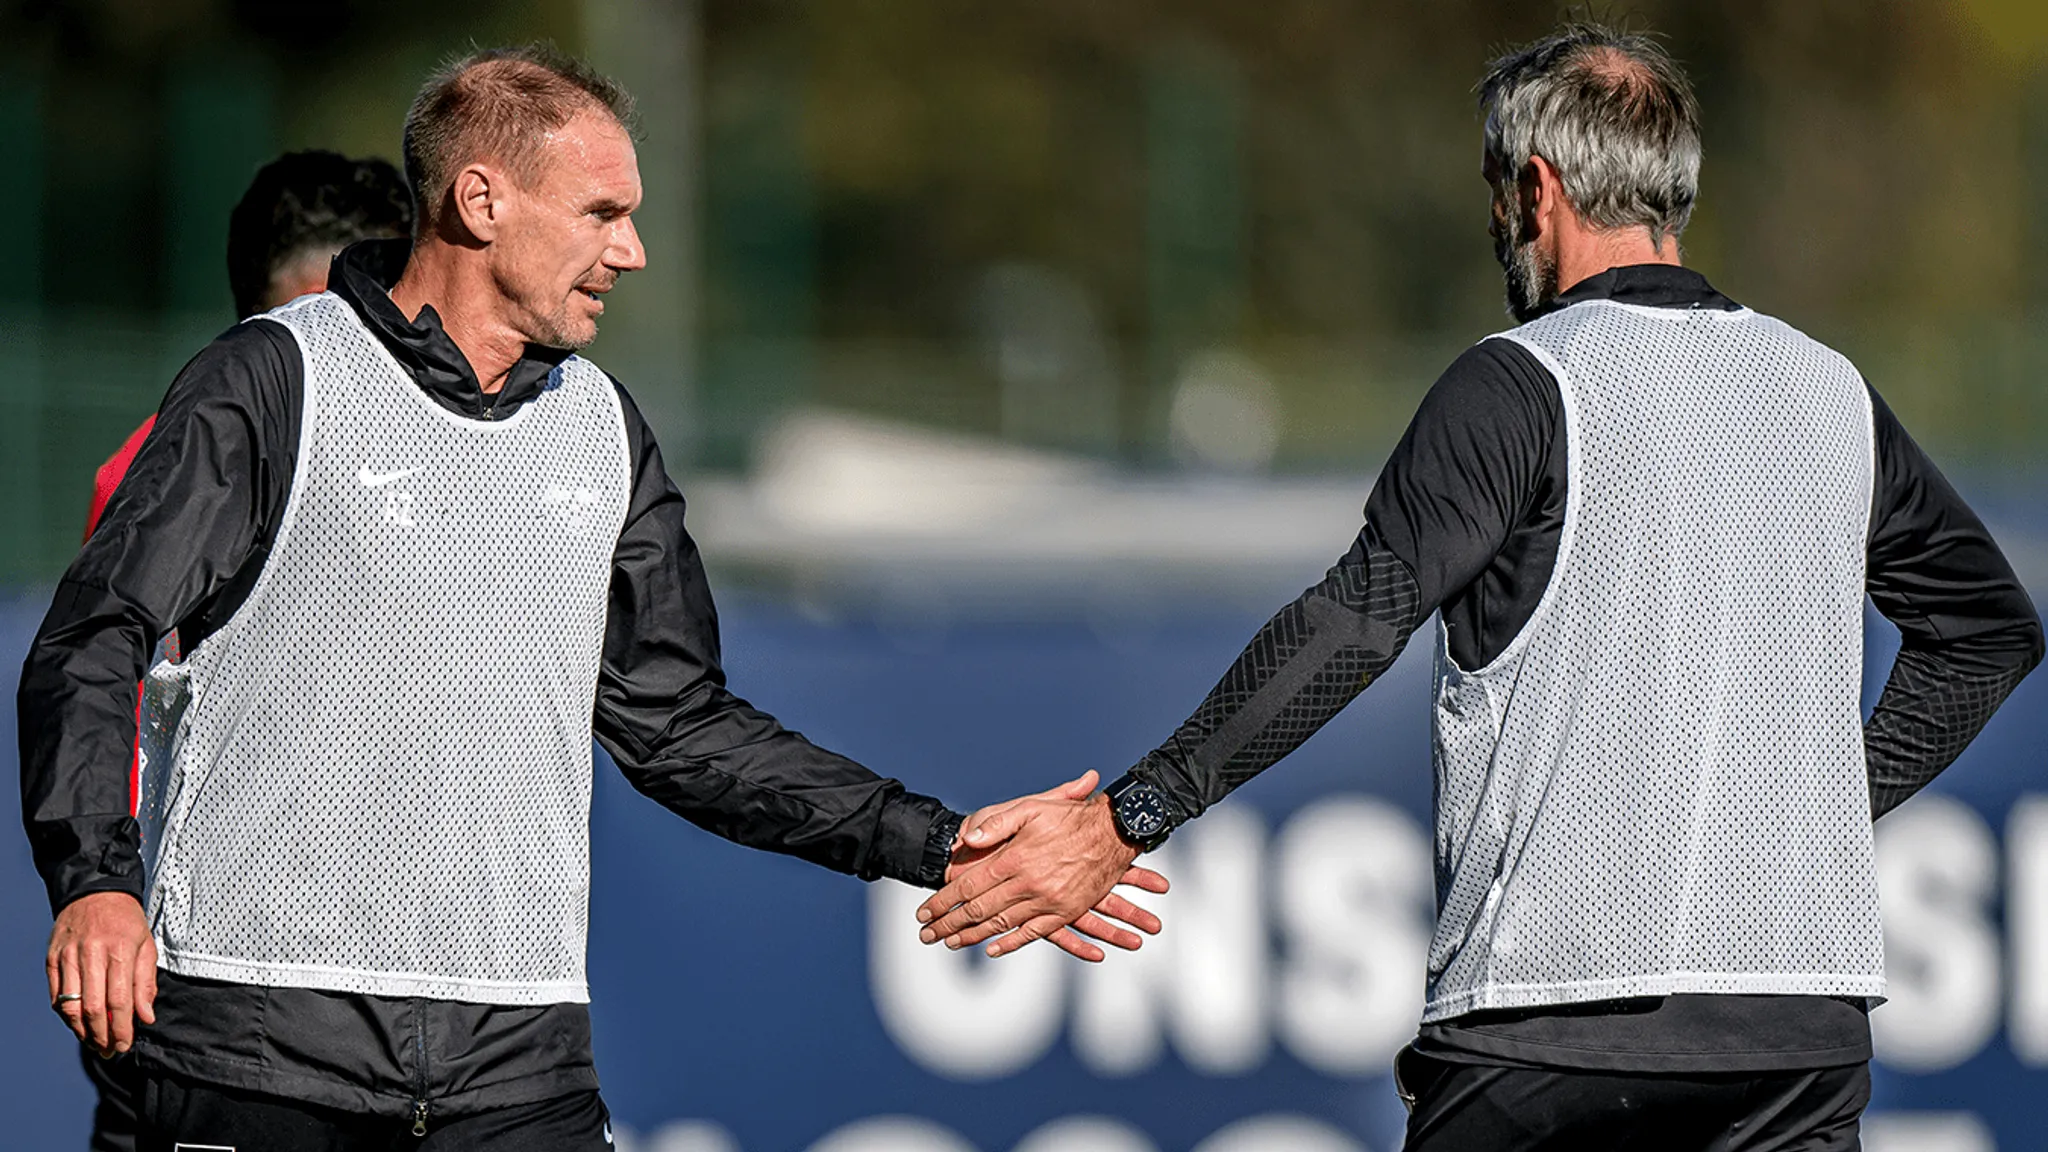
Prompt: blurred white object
<box><xmin>1011</xmin><ymin>1116</ymin><xmax>1159</xmax><ymax>1152</ymax></box>
<box><xmin>807</xmin><ymin>1117</ymin><xmax>980</xmax><ymax>1152</ymax></box>
<box><xmin>691</xmin><ymin>408</ymin><xmax>1368</xmax><ymax>613</ymax></box>
<box><xmin>1188</xmin><ymin>1115</ymin><xmax>1368</xmax><ymax>1152</ymax></box>
<box><xmin>612</xmin><ymin>1120</ymin><xmax>742</xmax><ymax>1152</ymax></box>
<box><xmin>1169</xmin><ymin>349</ymin><xmax>1282</xmax><ymax>472</ymax></box>
<box><xmin>1861</xmin><ymin>1112</ymin><xmax>1996</xmax><ymax>1152</ymax></box>
<box><xmin>753</xmin><ymin>409</ymin><xmax>1098</xmax><ymax>539</ymax></box>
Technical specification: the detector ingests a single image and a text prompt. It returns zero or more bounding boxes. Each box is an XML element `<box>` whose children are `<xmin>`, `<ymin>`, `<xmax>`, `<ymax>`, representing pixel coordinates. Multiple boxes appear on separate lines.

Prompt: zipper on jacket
<box><xmin>411</xmin><ymin>999</ymin><xmax>430</xmax><ymax>1136</ymax></box>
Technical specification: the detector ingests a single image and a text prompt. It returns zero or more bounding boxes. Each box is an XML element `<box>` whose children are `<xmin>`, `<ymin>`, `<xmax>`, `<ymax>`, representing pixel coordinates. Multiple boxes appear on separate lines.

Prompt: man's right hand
<box><xmin>932</xmin><ymin>771</ymin><xmax>1169</xmax><ymax>963</ymax></box>
<box><xmin>47</xmin><ymin>891</ymin><xmax>157</xmax><ymax>1057</ymax></box>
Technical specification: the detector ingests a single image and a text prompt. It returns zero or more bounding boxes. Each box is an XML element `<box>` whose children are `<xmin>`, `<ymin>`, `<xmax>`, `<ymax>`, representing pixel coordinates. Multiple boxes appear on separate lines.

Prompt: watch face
<box><xmin>1118</xmin><ymin>786</ymin><xmax>1171</xmax><ymax>840</ymax></box>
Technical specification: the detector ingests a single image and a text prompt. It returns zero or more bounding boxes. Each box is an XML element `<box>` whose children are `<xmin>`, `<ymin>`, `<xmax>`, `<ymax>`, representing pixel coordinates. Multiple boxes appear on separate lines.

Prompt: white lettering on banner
<box><xmin>1871</xmin><ymin>796</ymin><xmax>2002</xmax><ymax>1072</ymax></box>
<box><xmin>2008</xmin><ymin>796</ymin><xmax>2048</xmax><ymax>1065</ymax></box>
<box><xmin>1861</xmin><ymin>1112</ymin><xmax>1996</xmax><ymax>1152</ymax></box>
<box><xmin>872</xmin><ymin>799</ymin><xmax>1415</xmax><ymax>1080</ymax></box>
<box><xmin>871</xmin><ymin>791</ymin><xmax>2047</xmax><ymax>1081</ymax></box>
<box><xmin>1072</xmin><ymin>806</ymin><xmax>1269</xmax><ymax>1075</ymax></box>
<box><xmin>1010</xmin><ymin>1116</ymin><xmax>1159</xmax><ymax>1152</ymax></box>
<box><xmin>611</xmin><ymin>1112</ymin><xmax>1996</xmax><ymax>1152</ymax></box>
<box><xmin>1189</xmin><ymin>1116</ymin><xmax>1367</xmax><ymax>1152</ymax></box>
<box><xmin>1274</xmin><ymin>798</ymin><xmax>1430</xmax><ymax>1075</ymax></box>
<box><xmin>870</xmin><ymin>883</ymin><xmax>1064</xmax><ymax>1080</ymax></box>
<box><xmin>806</xmin><ymin>1117</ymin><xmax>979</xmax><ymax>1152</ymax></box>
<box><xmin>610</xmin><ymin>1120</ymin><xmax>742</xmax><ymax>1152</ymax></box>
<box><xmin>794</xmin><ymin>1115</ymin><xmax>1369</xmax><ymax>1152</ymax></box>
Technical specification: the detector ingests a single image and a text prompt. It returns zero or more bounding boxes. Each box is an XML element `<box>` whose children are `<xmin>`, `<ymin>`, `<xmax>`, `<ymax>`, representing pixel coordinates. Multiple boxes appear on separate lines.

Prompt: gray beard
<box><xmin>528</xmin><ymin>304</ymin><xmax>597</xmax><ymax>352</ymax></box>
<box><xmin>1495</xmin><ymin>212</ymin><xmax>1559</xmax><ymax>324</ymax></box>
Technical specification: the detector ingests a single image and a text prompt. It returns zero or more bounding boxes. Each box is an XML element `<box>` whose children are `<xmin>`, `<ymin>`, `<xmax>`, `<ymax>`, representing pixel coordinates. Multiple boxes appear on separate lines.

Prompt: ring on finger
<box><xmin>52</xmin><ymin>992</ymin><xmax>83</xmax><ymax>1009</ymax></box>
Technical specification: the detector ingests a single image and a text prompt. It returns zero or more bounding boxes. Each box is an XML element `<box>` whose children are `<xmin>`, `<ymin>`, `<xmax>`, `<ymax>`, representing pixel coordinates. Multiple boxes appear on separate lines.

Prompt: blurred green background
<box><xmin>1</xmin><ymin>0</ymin><xmax>2044</xmax><ymax>584</ymax></box>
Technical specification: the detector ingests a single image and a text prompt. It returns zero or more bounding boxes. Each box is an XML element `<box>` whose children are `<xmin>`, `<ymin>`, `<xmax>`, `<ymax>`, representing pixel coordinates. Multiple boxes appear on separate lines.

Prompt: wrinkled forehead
<box><xmin>527</xmin><ymin>109</ymin><xmax>642</xmax><ymax>204</ymax></box>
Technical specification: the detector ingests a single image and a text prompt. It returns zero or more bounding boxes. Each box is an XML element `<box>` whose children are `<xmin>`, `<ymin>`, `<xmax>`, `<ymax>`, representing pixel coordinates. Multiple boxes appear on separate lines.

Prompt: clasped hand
<box><xmin>917</xmin><ymin>770</ymin><xmax>1168</xmax><ymax>962</ymax></box>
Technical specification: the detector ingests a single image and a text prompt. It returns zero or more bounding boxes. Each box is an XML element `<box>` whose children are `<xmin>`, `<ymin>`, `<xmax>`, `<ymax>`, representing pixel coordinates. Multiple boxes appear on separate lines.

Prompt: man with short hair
<box><xmin>23</xmin><ymin>46</ymin><xmax>1160</xmax><ymax>1148</ymax></box>
<box><xmin>920</xmin><ymin>23</ymin><xmax>2042</xmax><ymax>1148</ymax></box>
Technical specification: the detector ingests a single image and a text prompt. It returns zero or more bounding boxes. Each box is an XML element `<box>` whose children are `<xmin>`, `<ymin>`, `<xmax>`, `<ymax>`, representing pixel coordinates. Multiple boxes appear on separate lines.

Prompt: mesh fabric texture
<box><xmin>142</xmin><ymin>294</ymin><xmax>632</xmax><ymax>1004</ymax></box>
<box><xmin>1425</xmin><ymin>301</ymin><xmax>1884</xmax><ymax>1023</ymax></box>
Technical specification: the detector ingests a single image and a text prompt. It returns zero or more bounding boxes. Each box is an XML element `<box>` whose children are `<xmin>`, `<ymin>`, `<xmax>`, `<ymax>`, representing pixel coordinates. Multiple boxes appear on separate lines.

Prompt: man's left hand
<box><xmin>918</xmin><ymin>789</ymin><xmax>1158</xmax><ymax>961</ymax></box>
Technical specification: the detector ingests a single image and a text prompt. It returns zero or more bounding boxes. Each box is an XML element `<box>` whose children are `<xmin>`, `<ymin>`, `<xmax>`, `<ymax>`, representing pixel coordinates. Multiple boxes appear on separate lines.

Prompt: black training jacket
<box><xmin>1126</xmin><ymin>265</ymin><xmax>2044</xmax><ymax>1073</ymax></box>
<box><xmin>18</xmin><ymin>238</ymin><xmax>963</xmax><ymax>1119</ymax></box>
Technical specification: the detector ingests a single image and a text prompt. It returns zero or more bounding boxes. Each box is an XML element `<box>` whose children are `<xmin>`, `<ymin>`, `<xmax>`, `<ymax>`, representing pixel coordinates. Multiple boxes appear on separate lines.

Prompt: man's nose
<box><xmin>608</xmin><ymin>217</ymin><xmax>647</xmax><ymax>274</ymax></box>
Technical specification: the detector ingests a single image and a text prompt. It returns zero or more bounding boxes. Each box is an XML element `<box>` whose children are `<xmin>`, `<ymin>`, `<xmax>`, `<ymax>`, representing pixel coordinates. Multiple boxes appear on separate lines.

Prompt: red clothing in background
<box><xmin>85</xmin><ymin>416</ymin><xmax>156</xmax><ymax>540</ymax></box>
<box><xmin>84</xmin><ymin>413</ymin><xmax>166</xmax><ymax>820</ymax></box>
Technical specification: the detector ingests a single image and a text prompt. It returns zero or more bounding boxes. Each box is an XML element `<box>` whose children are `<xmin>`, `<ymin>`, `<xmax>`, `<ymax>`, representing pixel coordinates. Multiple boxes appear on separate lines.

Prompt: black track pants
<box><xmin>136</xmin><ymin>1072</ymin><xmax>615</xmax><ymax>1152</ymax></box>
<box><xmin>1397</xmin><ymin>1047</ymin><xmax>1870</xmax><ymax>1152</ymax></box>
<box><xmin>82</xmin><ymin>1046</ymin><xmax>142</xmax><ymax>1152</ymax></box>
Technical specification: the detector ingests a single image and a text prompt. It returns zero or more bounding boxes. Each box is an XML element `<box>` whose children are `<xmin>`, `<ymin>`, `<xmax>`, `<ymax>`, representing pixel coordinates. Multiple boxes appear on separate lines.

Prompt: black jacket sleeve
<box><xmin>1862</xmin><ymin>386</ymin><xmax>2042</xmax><ymax>816</ymax></box>
<box><xmin>1131</xmin><ymin>530</ymin><xmax>1423</xmax><ymax>819</ymax></box>
<box><xmin>18</xmin><ymin>320</ymin><xmax>301</xmax><ymax>915</ymax></box>
<box><xmin>1132</xmin><ymin>340</ymin><xmax>1553</xmax><ymax>819</ymax></box>
<box><xmin>592</xmin><ymin>383</ymin><xmax>961</xmax><ymax>888</ymax></box>
<box><xmin>1361</xmin><ymin>338</ymin><xmax>1562</xmax><ymax>620</ymax></box>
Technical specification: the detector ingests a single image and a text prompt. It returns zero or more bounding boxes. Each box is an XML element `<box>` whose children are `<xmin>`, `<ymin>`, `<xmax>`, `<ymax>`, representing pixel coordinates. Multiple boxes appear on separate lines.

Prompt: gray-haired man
<box><xmin>918</xmin><ymin>23</ymin><xmax>2042</xmax><ymax>1149</ymax></box>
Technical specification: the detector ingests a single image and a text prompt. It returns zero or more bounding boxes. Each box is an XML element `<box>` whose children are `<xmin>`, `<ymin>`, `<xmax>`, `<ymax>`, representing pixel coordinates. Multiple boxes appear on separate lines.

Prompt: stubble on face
<box><xmin>1494</xmin><ymin>186</ymin><xmax>1558</xmax><ymax>324</ymax></box>
<box><xmin>497</xmin><ymin>112</ymin><xmax>641</xmax><ymax>351</ymax></box>
<box><xmin>525</xmin><ymin>265</ymin><xmax>615</xmax><ymax>351</ymax></box>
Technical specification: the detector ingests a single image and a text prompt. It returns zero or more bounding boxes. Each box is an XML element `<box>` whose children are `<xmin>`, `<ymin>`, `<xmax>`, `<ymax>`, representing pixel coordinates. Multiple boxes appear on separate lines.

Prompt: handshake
<box><xmin>915</xmin><ymin>770</ymin><xmax>1173</xmax><ymax>963</ymax></box>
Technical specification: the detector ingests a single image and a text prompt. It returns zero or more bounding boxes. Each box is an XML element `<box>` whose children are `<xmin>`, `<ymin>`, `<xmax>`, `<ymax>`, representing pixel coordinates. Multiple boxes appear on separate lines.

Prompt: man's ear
<box><xmin>448</xmin><ymin>163</ymin><xmax>505</xmax><ymax>244</ymax></box>
<box><xmin>1525</xmin><ymin>153</ymin><xmax>1570</xmax><ymax>238</ymax></box>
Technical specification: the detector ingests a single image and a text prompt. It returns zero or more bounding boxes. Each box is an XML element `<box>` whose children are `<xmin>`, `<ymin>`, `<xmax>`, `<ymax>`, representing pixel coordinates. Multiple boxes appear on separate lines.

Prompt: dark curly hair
<box><xmin>225</xmin><ymin>150</ymin><xmax>414</xmax><ymax>319</ymax></box>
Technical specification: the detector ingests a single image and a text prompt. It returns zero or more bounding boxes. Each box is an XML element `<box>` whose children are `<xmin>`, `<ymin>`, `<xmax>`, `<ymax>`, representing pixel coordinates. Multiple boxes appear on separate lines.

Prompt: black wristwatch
<box><xmin>1104</xmin><ymin>772</ymin><xmax>1181</xmax><ymax>853</ymax></box>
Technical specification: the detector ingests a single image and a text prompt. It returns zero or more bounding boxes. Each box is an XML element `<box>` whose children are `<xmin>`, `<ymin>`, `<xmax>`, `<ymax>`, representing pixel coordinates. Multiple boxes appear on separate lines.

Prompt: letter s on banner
<box><xmin>1871</xmin><ymin>795</ymin><xmax>2001</xmax><ymax>1072</ymax></box>
<box><xmin>868</xmin><ymin>881</ymin><xmax>1064</xmax><ymax>1080</ymax></box>
<box><xmin>1275</xmin><ymin>797</ymin><xmax>1430</xmax><ymax>1076</ymax></box>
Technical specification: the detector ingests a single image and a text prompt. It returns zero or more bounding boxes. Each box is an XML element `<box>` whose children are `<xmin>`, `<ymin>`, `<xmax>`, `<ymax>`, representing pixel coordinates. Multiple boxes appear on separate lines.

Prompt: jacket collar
<box><xmin>328</xmin><ymin>239</ymin><xmax>570</xmax><ymax>419</ymax></box>
<box><xmin>1540</xmin><ymin>263</ymin><xmax>1741</xmax><ymax>318</ymax></box>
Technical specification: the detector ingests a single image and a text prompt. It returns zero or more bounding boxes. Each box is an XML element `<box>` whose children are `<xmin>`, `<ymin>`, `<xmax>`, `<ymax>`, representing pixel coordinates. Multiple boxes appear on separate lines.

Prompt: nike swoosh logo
<box><xmin>357</xmin><ymin>466</ymin><xmax>421</xmax><ymax>487</ymax></box>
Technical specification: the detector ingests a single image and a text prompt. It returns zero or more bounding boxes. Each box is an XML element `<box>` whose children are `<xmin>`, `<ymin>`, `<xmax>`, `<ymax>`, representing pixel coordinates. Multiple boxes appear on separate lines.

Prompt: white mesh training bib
<box><xmin>142</xmin><ymin>293</ymin><xmax>632</xmax><ymax>1004</ymax></box>
<box><xmin>1423</xmin><ymin>299</ymin><xmax>1883</xmax><ymax>1023</ymax></box>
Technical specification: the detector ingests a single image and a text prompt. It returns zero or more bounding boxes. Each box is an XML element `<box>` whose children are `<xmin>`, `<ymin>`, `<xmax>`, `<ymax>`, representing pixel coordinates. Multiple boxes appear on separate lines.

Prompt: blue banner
<box><xmin>2</xmin><ymin>592</ymin><xmax>2041</xmax><ymax>1150</ymax></box>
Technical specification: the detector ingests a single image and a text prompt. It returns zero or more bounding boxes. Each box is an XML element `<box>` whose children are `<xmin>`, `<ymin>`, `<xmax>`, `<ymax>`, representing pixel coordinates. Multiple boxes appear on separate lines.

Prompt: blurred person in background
<box><xmin>20</xmin><ymin>44</ymin><xmax>1159</xmax><ymax>1149</ymax></box>
<box><xmin>73</xmin><ymin>148</ymin><xmax>411</xmax><ymax>1152</ymax></box>
<box><xmin>84</xmin><ymin>150</ymin><xmax>415</xmax><ymax>539</ymax></box>
<box><xmin>920</xmin><ymin>22</ymin><xmax>2043</xmax><ymax>1151</ymax></box>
